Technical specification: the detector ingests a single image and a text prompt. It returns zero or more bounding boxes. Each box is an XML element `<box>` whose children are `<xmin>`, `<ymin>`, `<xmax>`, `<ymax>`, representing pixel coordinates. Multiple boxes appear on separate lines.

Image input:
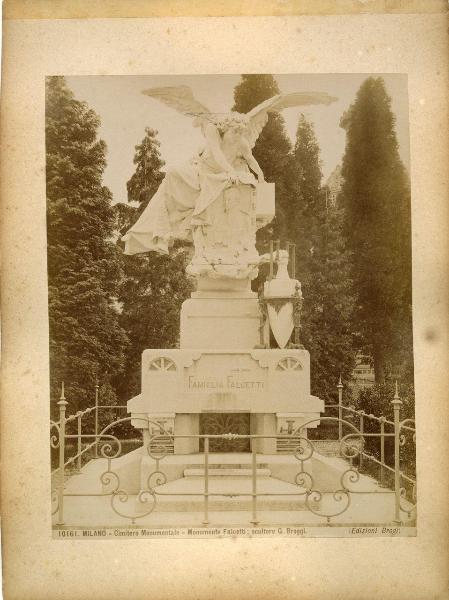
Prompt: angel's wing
<box><xmin>245</xmin><ymin>92</ymin><xmax>338</xmax><ymax>148</ymax></box>
<box><xmin>141</xmin><ymin>85</ymin><xmax>211</xmax><ymax>126</ymax></box>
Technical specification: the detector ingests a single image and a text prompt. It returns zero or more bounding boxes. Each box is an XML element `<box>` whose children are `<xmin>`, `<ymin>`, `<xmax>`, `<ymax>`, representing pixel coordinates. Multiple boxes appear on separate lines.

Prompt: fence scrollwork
<box><xmin>304</xmin><ymin>488</ymin><xmax>352</xmax><ymax>523</ymax></box>
<box><xmin>50</xmin><ymin>421</ymin><xmax>61</xmax><ymax>449</ymax></box>
<box><xmin>109</xmin><ymin>487</ymin><xmax>157</xmax><ymax>524</ymax></box>
<box><xmin>51</xmin><ymin>381</ymin><xmax>416</xmax><ymax>528</ymax></box>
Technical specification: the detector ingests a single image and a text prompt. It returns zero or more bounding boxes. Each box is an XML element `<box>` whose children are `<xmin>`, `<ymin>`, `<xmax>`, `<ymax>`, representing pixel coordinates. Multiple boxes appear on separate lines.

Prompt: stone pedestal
<box><xmin>251</xmin><ymin>414</ymin><xmax>277</xmax><ymax>454</ymax></box>
<box><xmin>180</xmin><ymin>289</ymin><xmax>260</xmax><ymax>350</ymax></box>
<box><xmin>174</xmin><ymin>414</ymin><xmax>199</xmax><ymax>454</ymax></box>
<box><xmin>128</xmin><ymin>346</ymin><xmax>324</xmax><ymax>454</ymax></box>
<box><xmin>127</xmin><ymin>182</ymin><xmax>324</xmax><ymax>458</ymax></box>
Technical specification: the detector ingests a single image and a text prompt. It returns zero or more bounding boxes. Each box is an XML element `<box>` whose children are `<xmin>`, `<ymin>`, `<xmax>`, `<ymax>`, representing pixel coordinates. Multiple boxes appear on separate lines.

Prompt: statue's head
<box><xmin>211</xmin><ymin>112</ymin><xmax>248</xmax><ymax>136</ymax></box>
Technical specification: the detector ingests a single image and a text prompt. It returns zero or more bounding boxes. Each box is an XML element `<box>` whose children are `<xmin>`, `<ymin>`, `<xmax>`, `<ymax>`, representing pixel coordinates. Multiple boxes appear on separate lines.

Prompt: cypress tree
<box><xmin>289</xmin><ymin>114</ymin><xmax>323</xmax><ymax>283</ymax></box>
<box><xmin>46</xmin><ymin>76</ymin><xmax>128</xmax><ymax>411</ymax></box>
<box><xmin>292</xmin><ymin>115</ymin><xmax>356</xmax><ymax>399</ymax></box>
<box><xmin>126</xmin><ymin>127</ymin><xmax>165</xmax><ymax>215</ymax></box>
<box><xmin>339</xmin><ymin>77</ymin><xmax>413</xmax><ymax>383</ymax></box>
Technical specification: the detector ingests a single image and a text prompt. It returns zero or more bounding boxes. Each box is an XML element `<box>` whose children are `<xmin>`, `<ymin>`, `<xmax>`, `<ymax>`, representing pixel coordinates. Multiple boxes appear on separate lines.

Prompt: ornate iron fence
<box><xmin>51</xmin><ymin>381</ymin><xmax>416</xmax><ymax>528</ymax></box>
<box><xmin>323</xmin><ymin>378</ymin><xmax>416</xmax><ymax>516</ymax></box>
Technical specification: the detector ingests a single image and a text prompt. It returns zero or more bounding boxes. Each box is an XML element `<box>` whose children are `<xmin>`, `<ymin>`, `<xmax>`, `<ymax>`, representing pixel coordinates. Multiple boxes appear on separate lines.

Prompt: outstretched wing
<box><xmin>142</xmin><ymin>85</ymin><xmax>211</xmax><ymax>126</ymax></box>
<box><xmin>245</xmin><ymin>92</ymin><xmax>337</xmax><ymax>148</ymax></box>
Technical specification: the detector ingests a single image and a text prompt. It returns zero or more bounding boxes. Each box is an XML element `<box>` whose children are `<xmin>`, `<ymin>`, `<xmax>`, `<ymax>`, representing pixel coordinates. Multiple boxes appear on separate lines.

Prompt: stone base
<box><xmin>134</xmin><ymin>410</ymin><xmax>320</xmax><ymax>456</ymax></box>
<box><xmin>138</xmin><ymin>451</ymin><xmax>315</xmax><ymax>498</ymax></box>
<box><xmin>250</xmin><ymin>413</ymin><xmax>277</xmax><ymax>454</ymax></box>
<box><xmin>195</xmin><ymin>277</ymin><xmax>254</xmax><ymax>293</ymax></box>
<box><xmin>180</xmin><ymin>291</ymin><xmax>260</xmax><ymax>349</ymax></box>
<box><xmin>131</xmin><ymin>347</ymin><xmax>321</xmax><ymax>415</ymax></box>
<box><xmin>135</xmin><ymin>470</ymin><xmax>314</xmax><ymax>513</ymax></box>
<box><xmin>129</xmin><ymin>347</ymin><xmax>323</xmax><ymax>455</ymax></box>
<box><xmin>59</xmin><ymin>451</ymin><xmax>414</xmax><ymax>527</ymax></box>
<box><xmin>174</xmin><ymin>414</ymin><xmax>199</xmax><ymax>454</ymax></box>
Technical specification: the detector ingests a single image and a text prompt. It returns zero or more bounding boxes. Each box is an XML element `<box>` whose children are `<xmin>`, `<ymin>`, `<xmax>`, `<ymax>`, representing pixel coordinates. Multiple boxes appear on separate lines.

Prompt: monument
<box><xmin>123</xmin><ymin>85</ymin><xmax>336</xmax><ymax>463</ymax></box>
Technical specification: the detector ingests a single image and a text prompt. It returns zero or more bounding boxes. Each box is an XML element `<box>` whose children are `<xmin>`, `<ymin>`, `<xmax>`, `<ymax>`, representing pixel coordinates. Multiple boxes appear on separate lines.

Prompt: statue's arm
<box><xmin>204</xmin><ymin>123</ymin><xmax>237</xmax><ymax>175</ymax></box>
<box><xmin>240</xmin><ymin>138</ymin><xmax>265</xmax><ymax>182</ymax></box>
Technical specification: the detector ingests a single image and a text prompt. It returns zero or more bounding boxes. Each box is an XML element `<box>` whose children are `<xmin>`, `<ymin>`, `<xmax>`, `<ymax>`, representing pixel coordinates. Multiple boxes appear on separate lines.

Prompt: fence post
<box><xmin>76</xmin><ymin>412</ymin><xmax>82</xmax><ymax>473</ymax></box>
<box><xmin>392</xmin><ymin>382</ymin><xmax>403</xmax><ymax>524</ymax></box>
<box><xmin>337</xmin><ymin>376</ymin><xmax>343</xmax><ymax>442</ymax></box>
<box><xmin>250</xmin><ymin>442</ymin><xmax>259</xmax><ymax>526</ymax></box>
<box><xmin>379</xmin><ymin>417</ymin><xmax>386</xmax><ymax>486</ymax></box>
<box><xmin>202</xmin><ymin>437</ymin><xmax>209</xmax><ymax>526</ymax></box>
<box><xmin>57</xmin><ymin>383</ymin><xmax>68</xmax><ymax>526</ymax></box>
<box><xmin>359</xmin><ymin>411</ymin><xmax>364</xmax><ymax>470</ymax></box>
<box><xmin>94</xmin><ymin>381</ymin><xmax>99</xmax><ymax>458</ymax></box>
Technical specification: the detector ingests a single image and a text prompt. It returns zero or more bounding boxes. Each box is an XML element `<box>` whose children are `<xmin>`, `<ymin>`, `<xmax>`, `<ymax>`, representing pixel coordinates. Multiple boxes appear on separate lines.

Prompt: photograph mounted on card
<box><xmin>47</xmin><ymin>73</ymin><xmax>416</xmax><ymax>538</ymax></box>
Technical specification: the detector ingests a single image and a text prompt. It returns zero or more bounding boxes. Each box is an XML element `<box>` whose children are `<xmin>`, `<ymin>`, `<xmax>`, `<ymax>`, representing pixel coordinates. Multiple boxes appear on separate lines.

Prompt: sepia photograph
<box><xmin>48</xmin><ymin>73</ymin><xmax>416</xmax><ymax>538</ymax></box>
<box><xmin>3</xmin><ymin>4</ymin><xmax>449</xmax><ymax>598</ymax></box>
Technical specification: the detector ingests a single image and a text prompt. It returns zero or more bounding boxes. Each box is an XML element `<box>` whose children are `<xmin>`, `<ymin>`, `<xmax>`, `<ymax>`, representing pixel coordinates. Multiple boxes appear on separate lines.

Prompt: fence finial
<box><xmin>337</xmin><ymin>374</ymin><xmax>343</xmax><ymax>389</ymax></box>
<box><xmin>392</xmin><ymin>380</ymin><xmax>402</xmax><ymax>407</ymax></box>
<box><xmin>60</xmin><ymin>381</ymin><xmax>65</xmax><ymax>400</ymax></box>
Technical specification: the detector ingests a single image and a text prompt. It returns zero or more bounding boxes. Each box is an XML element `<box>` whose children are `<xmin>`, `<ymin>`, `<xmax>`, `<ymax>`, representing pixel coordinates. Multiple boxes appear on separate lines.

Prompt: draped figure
<box><xmin>122</xmin><ymin>85</ymin><xmax>336</xmax><ymax>279</ymax></box>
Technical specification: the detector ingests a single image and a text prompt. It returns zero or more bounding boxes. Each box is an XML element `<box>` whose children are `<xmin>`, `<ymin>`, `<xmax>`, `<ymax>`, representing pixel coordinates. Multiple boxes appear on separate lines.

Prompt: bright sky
<box><xmin>66</xmin><ymin>74</ymin><xmax>410</xmax><ymax>204</ymax></box>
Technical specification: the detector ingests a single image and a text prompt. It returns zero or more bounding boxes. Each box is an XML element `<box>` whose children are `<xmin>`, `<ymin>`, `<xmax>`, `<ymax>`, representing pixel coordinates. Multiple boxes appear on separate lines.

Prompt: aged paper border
<box><xmin>1</xmin><ymin>7</ymin><xmax>448</xmax><ymax>600</ymax></box>
<box><xmin>3</xmin><ymin>0</ymin><xmax>448</xmax><ymax>19</ymax></box>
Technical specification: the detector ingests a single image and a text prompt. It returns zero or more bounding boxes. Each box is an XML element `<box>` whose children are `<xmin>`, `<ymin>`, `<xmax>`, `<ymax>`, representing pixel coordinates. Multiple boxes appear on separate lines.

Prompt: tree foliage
<box><xmin>46</xmin><ymin>76</ymin><xmax>128</xmax><ymax>411</ymax></box>
<box><xmin>290</xmin><ymin>116</ymin><xmax>356</xmax><ymax>399</ymax></box>
<box><xmin>352</xmin><ymin>382</ymin><xmax>415</xmax><ymax>481</ymax></box>
<box><xmin>233</xmin><ymin>76</ymin><xmax>356</xmax><ymax>399</ymax></box>
<box><xmin>232</xmin><ymin>74</ymin><xmax>295</xmax><ymax>292</ymax></box>
<box><xmin>126</xmin><ymin>127</ymin><xmax>165</xmax><ymax>214</ymax></box>
<box><xmin>339</xmin><ymin>77</ymin><xmax>413</xmax><ymax>383</ymax></box>
<box><xmin>233</xmin><ymin>74</ymin><xmax>294</xmax><ymax>246</ymax></box>
<box><xmin>115</xmin><ymin>128</ymin><xmax>193</xmax><ymax>400</ymax></box>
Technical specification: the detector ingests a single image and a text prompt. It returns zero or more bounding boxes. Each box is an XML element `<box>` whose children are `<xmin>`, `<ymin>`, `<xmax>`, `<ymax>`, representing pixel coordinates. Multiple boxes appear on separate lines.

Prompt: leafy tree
<box><xmin>115</xmin><ymin>129</ymin><xmax>193</xmax><ymax>400</ymax></box>
<box><xmin>339</xmin><ymin>77</ymin><xmax>413</xmax><ymax>383</ymax></box>
<box><xmin>113</xmin><ymin>202</ymin><xmax>138</xmax><ymax>238</ymax></box>
<box><xmin>46</xmin><ymin>76</ymin><xmax>128</xmax><ymax>412</ymax></box>
<box><xmin>291</xmin><ymin>115</ymin><xmax>356</xmax><ymax>399</ymax></box>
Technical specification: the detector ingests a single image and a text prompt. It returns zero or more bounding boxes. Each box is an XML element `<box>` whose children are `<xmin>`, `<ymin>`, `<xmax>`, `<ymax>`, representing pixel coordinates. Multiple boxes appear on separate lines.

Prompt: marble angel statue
<box><xmin>122</xmin><ymin>85</ymin><xmax>336</xmax><ymax>279</ymax></box>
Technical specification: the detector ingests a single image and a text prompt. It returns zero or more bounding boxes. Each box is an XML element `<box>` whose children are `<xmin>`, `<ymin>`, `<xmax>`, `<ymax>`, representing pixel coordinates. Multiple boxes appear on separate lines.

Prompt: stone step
<box><xmin>137</xmin><ymin>475</ymin><xmax>313</xmax><ymax>512</ymax></box>
<box><xmin>184</xmin><ymin>468</ymin><xmax>271</xmax><ymax>477</ymax></box>
<box><xmin>183</xmin><ymin>462</ymin><xmax>270</xmax><ymax>469</ymax></box>
<box><xmin>152</xmin><ymin>495</ymin><xmax>309</xmax><ymax>513</ymax></box>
